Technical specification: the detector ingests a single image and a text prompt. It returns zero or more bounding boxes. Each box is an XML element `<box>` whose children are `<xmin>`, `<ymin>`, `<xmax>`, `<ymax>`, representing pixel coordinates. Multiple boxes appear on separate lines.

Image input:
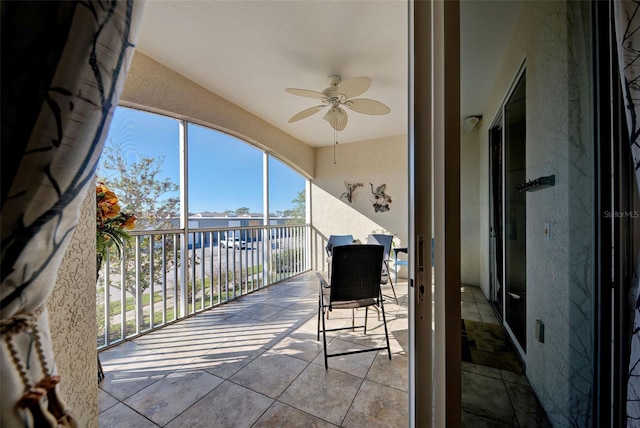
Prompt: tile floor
<box><xmin>99</xmin><ymin>272</ymin><xmax>409</xmax><ymax>427</ymax></box>
<box><xmin>460</xmin><ymin>285</ymin><xmax>551</xmax><ymax>427</ymax></box>
<box><xmin>98</xmin><ymin>274</ymin><xmax>550</xmax><ymax>427</ymax></box>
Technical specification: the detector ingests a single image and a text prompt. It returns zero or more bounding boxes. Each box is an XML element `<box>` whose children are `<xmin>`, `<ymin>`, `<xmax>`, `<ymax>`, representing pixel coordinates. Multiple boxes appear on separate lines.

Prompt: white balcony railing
<box><xmin>96</xmin><ymin>224</ymin><xmax>310</xmax><ymax>348</ymax></box>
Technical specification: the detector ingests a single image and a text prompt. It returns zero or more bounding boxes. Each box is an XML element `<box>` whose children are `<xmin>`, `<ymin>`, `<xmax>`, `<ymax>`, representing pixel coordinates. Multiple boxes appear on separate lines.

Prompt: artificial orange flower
<box><xmin>122</xmin><ymin>215</ymin><xmax>136</xmax><ymax>230</ymax></box>
<box><xmin>102</xmin><ymin>191</ymin><xmax>118</xmax><ymax>205</ymax></box>
<box><xmin>96</xmin><ymin>181</ymin><xmax>136</xmax><ymax>273</ymax></box>
<box><xmin>101</xmin><ymin>202</ymin><xmax>121</xmax><ymax>219</ymax></box>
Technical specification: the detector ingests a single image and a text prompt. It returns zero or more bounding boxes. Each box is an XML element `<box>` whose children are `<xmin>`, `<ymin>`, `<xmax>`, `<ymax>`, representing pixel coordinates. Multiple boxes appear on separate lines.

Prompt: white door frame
<box><xmin>410</xmin><ymin>1</ymin><xmax>461</xmax><ymax>426</ymax></box>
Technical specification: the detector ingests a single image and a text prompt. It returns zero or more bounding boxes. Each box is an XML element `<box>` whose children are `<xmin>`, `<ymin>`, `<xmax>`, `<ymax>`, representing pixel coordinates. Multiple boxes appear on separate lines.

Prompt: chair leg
<box><xmin>385</xmin><ymin>260</ymin><xmax>399</xmax><ymax>304</ymax></box>
<box><xmin>317</xmin><ymin>293</ymin><xmax>321</xmax><ymax>341</ymax></box>
<box><xmin>372</xmin><ymin>305</ymin><xmax>380</xmax><ymax>321</ymax></box>
<box><xmin>321</xmin><ymin>304</ymin><xmax>329</xmax><ymax>370</ymax></box>
<box><xmin>364</xmin><ymin>307</ymin><xmax>368</xmax><ymax>335</ymax></box>
<box><xmin>379</xmin><ymin>297</ymin><xmax>392</xmax><ymax>360</ymax></box>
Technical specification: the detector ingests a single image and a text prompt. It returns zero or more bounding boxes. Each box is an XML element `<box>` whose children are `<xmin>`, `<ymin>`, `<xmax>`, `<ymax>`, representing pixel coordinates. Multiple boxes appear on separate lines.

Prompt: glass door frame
<box><xmin>488</xmin><ymin>64</ymin><xmax>527</xmax><ymax>358</ymax></box>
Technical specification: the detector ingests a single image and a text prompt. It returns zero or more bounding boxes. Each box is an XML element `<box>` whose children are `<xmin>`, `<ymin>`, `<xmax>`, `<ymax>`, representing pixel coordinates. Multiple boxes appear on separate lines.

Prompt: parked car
<box><xmin>221</xmin><ymin>237</ymin><xmax>246</xmax><ymax>250</ymax></box>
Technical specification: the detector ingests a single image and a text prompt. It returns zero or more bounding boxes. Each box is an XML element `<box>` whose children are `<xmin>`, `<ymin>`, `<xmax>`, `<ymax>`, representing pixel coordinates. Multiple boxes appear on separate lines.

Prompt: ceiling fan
<box><xmin>285</xmin><ymin>75</ymin><xmax>390</xmax><ymax>131</ymax></box>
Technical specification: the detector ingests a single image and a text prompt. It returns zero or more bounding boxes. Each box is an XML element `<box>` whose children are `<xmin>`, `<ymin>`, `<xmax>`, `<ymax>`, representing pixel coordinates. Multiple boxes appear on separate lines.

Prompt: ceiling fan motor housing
<box><xmin>327</xmin><ymin>75</ymin><xmax>342</xmax><ymax>86</ymax></box>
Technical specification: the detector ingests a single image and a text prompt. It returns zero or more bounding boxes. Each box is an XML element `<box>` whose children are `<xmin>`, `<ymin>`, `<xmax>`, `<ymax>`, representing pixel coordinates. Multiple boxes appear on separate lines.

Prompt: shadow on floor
<box><xmin>461</xmin><ymin>284</ymin><xmax>551</xmax><ymax>427</ymax></box>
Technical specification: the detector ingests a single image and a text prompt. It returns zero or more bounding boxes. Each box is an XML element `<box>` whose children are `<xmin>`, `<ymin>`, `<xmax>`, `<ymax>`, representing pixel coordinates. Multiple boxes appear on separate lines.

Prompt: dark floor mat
<box><xmin>461</xmin><ymin>319</ymin><xmax>524</xmax><ymax>373</ymax></box>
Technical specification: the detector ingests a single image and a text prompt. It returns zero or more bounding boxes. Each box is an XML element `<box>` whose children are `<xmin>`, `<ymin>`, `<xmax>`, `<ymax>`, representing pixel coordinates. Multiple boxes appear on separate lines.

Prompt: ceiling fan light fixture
<box><xmin>462</xmin><ymin>115</ymin><xmax>482</xmax><ymax>133</ymax></box>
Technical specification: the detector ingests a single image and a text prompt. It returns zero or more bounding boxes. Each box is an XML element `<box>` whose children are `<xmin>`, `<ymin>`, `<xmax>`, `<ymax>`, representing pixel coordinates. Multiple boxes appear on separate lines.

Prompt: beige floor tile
<box><xmin>282</xmin><ymin>297</ymin><xmax>316</xmax><ymax>310</ymax></box>
<box><xmin>186</xmin><ymin>342</ymin><xmax>266</xmax><ymax>379</ymax></box>
<box><xmin>124</xmin><ymin>370</ymin><xmax>223</xmax><ymax>426</ymax></box>
<box><xmin>312</xmin><ymin>338</ymin><xmax>377</xmax><ymax>378</ymax></box>
<box><xmin>103</xmin><ymin>346</ymin><xmax>197</xmax><ymax>375</ymax></box>
<box><xmin>389</xmin><ymin>326</ymin><xmax>409</xmax><ymax>355</ymax></box>
<box><xmin>335</xmin><ymin>320</ymin><xmax>389</xmax><ymax>350</ymax></box>
<box><xmin>462</xmin><ymin>410</ymin><xmax>512</xmax><ymax>427</ymax></box>
<box><xmin>297</xmin><ymin>313</ymin><xmax>349</xmax><ymax>337</ymax></box>
<box><xmin>99</xmin><ymin>365</ymin><xmax>171</xmax><ymax>401</ymax></box>
<box><xmin>267</xmin><ymin>297</ymin><xmax>306</xmax><ymax>309</ymax></box>
<box><xmin>99</xmin><ymin>402</ymin><xmax>159</xmax><ymax>428</ymax></box>
<box><xmin>230</xmin><ymin>353</ymin><xmax>308</xmax><ymax>398</ymax></box>
<box><xmin>461</xmin><ymin>370</ymin><xmax>517</xmax><ymax>425</ymax></box>
<box><xmin>279</xmin><ymin>364</ymin><xmax>362</xmax><ymax>426</ymax></box>
<box><xmin>165</xmin><ymin>381</ymin><xmax>272</xmax><ymax>428</ymax></box>
<box><xmin>266</xmin><ymin>309</ymin><xmax>316</xmax><ymax>330</ymax></box>
<box><xmin>461</xmin><ymin>292</ymin><xmax>476</xmax><ymax>302</ymax></box>
<box><xmin>268</xmin><ymin>330</ymin><xmax>327</xmax><ymax>362</ymax></box>
<box><xmin>462</xmin><ymin>311</ymin><xmax>483</xmax><ymax>322</ymax></box>
<box><xmin>254</xmin><ymin>402</ymin><xmax>338</xmax><ymax>427</ymax></box>
<box><xmin>461</xmin><ymin>301</ymin><xmax>479</xmax><ymax>314</ymax></box>
<box><xmin>480</xmin><ymin>313</ymin><xmax>500</xmax><ymax>325</ymax></box>
<box><xmin>342</xmin><ymin>379</ymin><xmax>408</xmax><ymax>428</ymax></box>
<box><xmin>132</xmin><ymin>334</ymin><xmax>228</xmax><ymax>361</ymax></box>
<box><xmin>471</xmin><ymin>287</ymin><xmax>487</xmax><ymax>297</ymax></box>
<box><xmin>240</xmin><ymin>302</ymin><xmax>288</xmax><ymax>321</ymax></box>
<box><xmin>501</xmin><ymin>369</ymin><xmax>531</xmax><ymax>386</ymax></box>
<box><xmin>366</xmin><ymin>352</ymin><xmax>408</xmax><ymax>392</ymax></box>
<box><xmin>461</xmin><ymin>361</ymin><xmax>503</xmax><ymax>380</ymax></box>
<box><xmin>506</xmin><ymin>383</ymin><xmax>552</xmax><ymax>427</ymax></box>
<box><xmin>95</xmin><ymin>273</ymin><xmax>553</xmax><ymax>428</ymax></box>
<box><xmin>225</xmin><ymin>322</ymin><xmax>293</xmax><ymax>349</ymax></box>
<box><xmin>381</xmin><ymin>300</ymin><xmax>406</xmax><ymax>316</ymax></box>
<box><xmin>285</xmin><ymin>288</ymin><xmax>317</xmax><ymax>299</ymax></box>
<box><xmin>99</xmin><ymin>341</ymin><xmax>162</xmax><ymax>371</ymax></box>
<box><xmin>98</xmin><ymin>388</ymin><xmax>119</xmax><ymax>414</ymax></box>
<box><xmin>476</xmin><ymin>303</ymin><xmax>496</xmax><ymax>315</ymax></box>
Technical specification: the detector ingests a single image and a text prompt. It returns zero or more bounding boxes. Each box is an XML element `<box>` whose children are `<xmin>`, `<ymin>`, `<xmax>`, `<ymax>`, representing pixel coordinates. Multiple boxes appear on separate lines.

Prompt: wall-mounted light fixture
<box><xmin>462</xmin><ymin>115</ymin><xmax>483</xmax><ymax>133</ymax></box>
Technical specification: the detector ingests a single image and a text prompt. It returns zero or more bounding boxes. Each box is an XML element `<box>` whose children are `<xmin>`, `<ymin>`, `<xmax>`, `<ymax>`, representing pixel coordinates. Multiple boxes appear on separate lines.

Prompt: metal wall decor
<box><xmin>370</xmin><ymin>183</ymin><xmax>392</xmax><ymax>212</ymax></box>
<box><xmin>515</xmin><ymin>175</ymin><xmax>555</xmax><ymax>192</ymax></box>
<box><xmin>340</xmin><ymin>182</ymin><xmax>363</xmax><ymax>203</ymax></box>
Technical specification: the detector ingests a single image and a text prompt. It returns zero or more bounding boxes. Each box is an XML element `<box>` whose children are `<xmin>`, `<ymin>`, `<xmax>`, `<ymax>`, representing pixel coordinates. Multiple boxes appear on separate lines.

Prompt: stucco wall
<box><xmin>477</xmin><ymin>1</ymin><xmax>594</xmax><ymax>425</ymax></box>
<box><xmin>310</xmin><ymin>135</ymin><xmax>408</xmax><ymax>276</ymax></box>
<box><xmin>49</xmin><ymin>188</ymin><xmax>98</xmax><ymax>427</ymax></box>
<box><xmin>120</xmin><ymin>52</ymin><xmax>314</xmax><ymax>180</ymax></box>
<box><xmin>460</xmin><ymin>130</ymin><xmax>481</xmax><ymax>285</ymax></box>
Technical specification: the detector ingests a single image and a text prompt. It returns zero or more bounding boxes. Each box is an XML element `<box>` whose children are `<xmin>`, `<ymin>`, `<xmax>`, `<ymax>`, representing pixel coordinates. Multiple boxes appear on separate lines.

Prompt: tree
<box><xmin>287</xmin><ymin>189</ymin><xmax>306</xmax><ymax>224</ymax></box>
<box><xmin>97</xmin><ymin>140</ymin><xmax>181</xmax><ymax>328</ymax></box>
<box><xmin>99</xmin><ymin>141</ymin><xmax>179</xmax><ymax>229</ymax></box>
<box><xmin>235</xmin><ymin>206</ymin><xmax>250</xmax><ymax>216</ymax></box>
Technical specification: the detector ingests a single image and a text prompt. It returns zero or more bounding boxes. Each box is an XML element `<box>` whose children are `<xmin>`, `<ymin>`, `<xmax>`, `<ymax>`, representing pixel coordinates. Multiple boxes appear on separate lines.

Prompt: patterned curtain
<box><xmin>614</xmin><ymin>0</ymin><xmax>640</xmax><ymax>425</ymax></box>
<box><xmin>0</xmin><ymin>1</ymin><xmax>144</xmax><ymax>426</ymax></box>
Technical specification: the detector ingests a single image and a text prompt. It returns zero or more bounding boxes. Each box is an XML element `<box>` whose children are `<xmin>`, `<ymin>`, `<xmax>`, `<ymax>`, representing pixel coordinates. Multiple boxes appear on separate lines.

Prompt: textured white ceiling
<box><xmin>136</xmin><ymin>0</ymin><xmax>521</xmax><ymax>147</ymax></box>
<box><xmin>460</xmin><ymin>0</ymin><xmax>522</xmax><ymax>119</ymax></box>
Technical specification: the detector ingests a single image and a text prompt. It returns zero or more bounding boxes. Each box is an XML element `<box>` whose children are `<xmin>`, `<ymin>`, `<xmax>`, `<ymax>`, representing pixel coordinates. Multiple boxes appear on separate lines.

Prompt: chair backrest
<box><xmin>325</xmin><ymin>234</ymin><xmax>354</xmax><ymax>256</ymax></box>
<box><xmin>366</xmin><ymin>234</ymin><xmax>393</xmax><ymax>261</ymax></box>
<box><xmin>329</xmin><ymin>245</ymin><xmax>384</xmax><ymax>303</ymax></box>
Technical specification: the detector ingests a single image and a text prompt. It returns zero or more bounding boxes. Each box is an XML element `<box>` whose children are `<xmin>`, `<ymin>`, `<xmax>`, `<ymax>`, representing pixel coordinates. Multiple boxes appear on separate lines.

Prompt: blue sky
<box><xmin>100</xmin><ymin>107</ymin><xmax>305</xmax><ymax>214</ymax></box>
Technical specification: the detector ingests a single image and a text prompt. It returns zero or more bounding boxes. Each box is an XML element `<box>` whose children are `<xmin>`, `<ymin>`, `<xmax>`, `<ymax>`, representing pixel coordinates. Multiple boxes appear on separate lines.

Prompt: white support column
<box><xmin>305</xmin><ymin>179</ymin><xmax>311</xmax><ymax>271</ymax></box>
<box><xmin>263</xmin><ymin>153</ymin><xmax>269</xmax><ymax>286</ymax></box>
<box><xmin>179</xmin><ymin>120</ymin><xmax>189</xmax><ymax>317</ymax></box>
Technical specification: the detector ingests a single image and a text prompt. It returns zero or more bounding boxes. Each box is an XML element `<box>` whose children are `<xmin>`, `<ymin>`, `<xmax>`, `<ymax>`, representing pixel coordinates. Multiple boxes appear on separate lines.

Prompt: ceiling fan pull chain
<box><xmin>333</xmin><ymin>125</ymin><xmax>337</xmax><ymax>164</ymax></box>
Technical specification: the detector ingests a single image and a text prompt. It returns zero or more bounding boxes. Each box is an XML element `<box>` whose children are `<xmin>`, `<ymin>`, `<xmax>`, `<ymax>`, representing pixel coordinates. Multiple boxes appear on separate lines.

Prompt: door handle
<box><xmin>507</xmin><ymin>292</ymin><xmax>521</xmax><ymax>300</ymax></box>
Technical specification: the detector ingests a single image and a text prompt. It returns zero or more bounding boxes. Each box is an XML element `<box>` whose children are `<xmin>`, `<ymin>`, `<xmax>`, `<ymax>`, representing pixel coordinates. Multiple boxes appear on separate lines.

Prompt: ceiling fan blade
<box><xmin>323</xmin><ymin>107</ymin><xmax>348</xmax><ymax>131</ymax></box>
<box><xmin>285</xmin><ymin>88</ymin><xmax>325</xmax><ymax>99</ymax></box>
<box><xmin>288</xmin><ymin>105</ymin><xmax>325</xmax><ymax>123</ymax></box>
<box><xmin>345</xmin><ymin>98</ymin><xmax>391</xmax><ymax>115</ymax></box>
<box><xmin>337</xmin><ymin>77</ymin><xmax>371</xmax><ymax>99</ymax></box>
